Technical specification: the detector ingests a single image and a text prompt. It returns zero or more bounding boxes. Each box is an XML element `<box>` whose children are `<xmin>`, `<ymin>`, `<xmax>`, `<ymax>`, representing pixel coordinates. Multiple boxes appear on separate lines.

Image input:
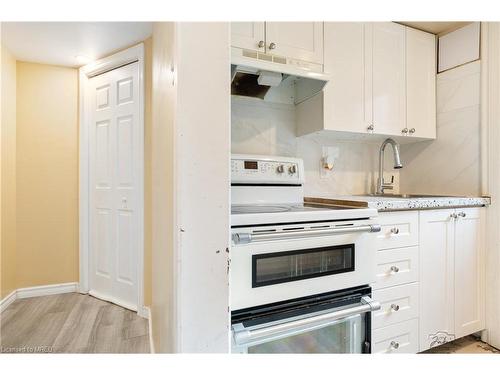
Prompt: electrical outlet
<box><xmin>320</xmin><ymin>146</ymin><xmax>340</xmax><ymax>178</ymax></box>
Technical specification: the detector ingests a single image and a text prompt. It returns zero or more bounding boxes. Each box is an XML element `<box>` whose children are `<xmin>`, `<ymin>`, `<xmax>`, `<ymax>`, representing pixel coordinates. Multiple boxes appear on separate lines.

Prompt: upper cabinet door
<box><xmin>231</xmin><ymin>22</ymin><xmax>266</xmax><ymax>52</ymax></box>
<box><xmin>265</xmin><ymin>22</ymin><xmax>324</xmax><ymax>64</ymax></box>
<box><xmin>406</xmin><ymin>27</ymin><xmax>437</xmax><ymax>139</ymax></box>
<box><xmin>454</xmin><ymin>208</ymin><xmax>485</xmax><ymax>338</ymax></box>
<box><xmin>372</xmin><ymin>22</ymin><xmax>406</xmax><ymax>136</ymax></box>
<box><xmin>323</xmin><ymin>22</ymin><xmax>373</xmax><ymax>134</ymax></box>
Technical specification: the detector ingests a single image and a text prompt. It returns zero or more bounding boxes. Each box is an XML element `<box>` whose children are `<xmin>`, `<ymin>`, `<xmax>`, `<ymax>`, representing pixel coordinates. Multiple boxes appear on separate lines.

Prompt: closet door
<box><xmin>372</xmin><ymin>22</ymin><xmax>406</xmax><ymax>136</ymax></box>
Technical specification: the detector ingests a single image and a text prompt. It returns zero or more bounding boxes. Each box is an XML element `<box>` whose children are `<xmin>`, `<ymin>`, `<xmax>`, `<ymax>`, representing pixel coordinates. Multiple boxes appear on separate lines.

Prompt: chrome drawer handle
<box><xmin>390</xmin><ymin>341</ymin><xmax>400</xmax><ymax>349</ymax></box>
<box><xmin>458</xmin><ymin>211</ymin><xmax>466</xmax><ymax>217</ymax></box>
<box><xmin>390</xmin><ymin>266</ymin><xmax>400</xmax><ymax>273</ymax></box>
<box><xmin>450</xmin><ymin>213</ymin><xmax>458</xmax><ymax>219</ymax></box>
<box><xmin>391</xmin><ymin>304</ymin><xmax>400</xmax><ymax>311</ymax></box>
<box><xmin>390</xmin><ymin>227</ymin><xmax>399</xmax><ymax>234</ymax></box>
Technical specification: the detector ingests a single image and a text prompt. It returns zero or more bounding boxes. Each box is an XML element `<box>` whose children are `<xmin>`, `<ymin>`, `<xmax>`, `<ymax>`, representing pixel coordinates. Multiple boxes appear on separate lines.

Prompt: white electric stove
<box><xmin>230</xmin><ymin>154</ymin><xmax>381</xmax><ymax>353</ymax></box>
<box><xmin>231</xmin><ymin>154</ymin><xmax>378</xmax><ymax>226</ymax></box>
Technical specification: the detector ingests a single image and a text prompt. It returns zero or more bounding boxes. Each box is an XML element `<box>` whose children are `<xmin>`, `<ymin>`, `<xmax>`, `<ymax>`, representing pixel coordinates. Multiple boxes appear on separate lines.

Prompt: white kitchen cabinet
<box><xmin>297</xmin><ymin>22</ymin><xmax>436</xmax><ymax>142</ymax></box>
<box><xmin>322</xmin><ymin>22</ymin><xmax>372</xmax><ymax>134</ymax></box>
<box><xmin>419</xmin><ymin>208</ymin><xmax>485</xmax><ymax>351</ymax></box>
<box><xmin>265</xmin><ymin>22</ymin><xmax>323</xmax><ymax>64</ymax></box>
<box><xmin>406</xmin><ymin>27</ymin><xmax>437</xmax><ymax>139</ymax></box>
<box><xmin>372</xmin><ymin>22</ymin><xmax>406</xmax><ymax>137</ymax></box>
<box><xmin>454</xmin><ymin>208</ymin><xmax>485</xmax><ymax>338</ymax></box>
<box><xmin>231</xmin><ymin>22</ymin><xmax>323</xmax><ymax>65</ymax></box>
<box><xmin>231</xmin><ymin>22</ymin><xmax>266</xmax><ymax>52</ymax></box>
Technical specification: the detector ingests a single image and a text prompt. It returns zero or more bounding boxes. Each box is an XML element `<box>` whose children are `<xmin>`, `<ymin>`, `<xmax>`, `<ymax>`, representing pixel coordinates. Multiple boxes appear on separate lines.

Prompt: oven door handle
<box><xmin>232</xmin><ymin>296</ymin><xmax>381</xmax><ymax>346</ymax></box>
<box><xmin>232</xmin><ymin>224</ymin><xmax>381</xmax><ymax>245</ymax></box>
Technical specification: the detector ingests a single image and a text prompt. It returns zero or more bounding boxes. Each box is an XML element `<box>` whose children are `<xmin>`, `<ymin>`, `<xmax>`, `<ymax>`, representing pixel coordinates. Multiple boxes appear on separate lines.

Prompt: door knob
<box><xmin>402</xmin><ymin>128</ymin><xmax>409</xmax><ymax>135</ymax></box>
<box><xmin>367</xmin><ymin>124</ymin><xmax>374</xmax><ymax>132</ymax></box>
<box><xmin>390</xmin><ymin>227</ymin><xmax>399</xmax><ymax>234</ymax></box>
<box><xmin>409</xmin><ymin>128</ymin><xmax>416</xmax><ymax>134</ymax></box>
<box><xmin>390</xmin><ymin>266</ymin><xmax>399</xmax><ymax>273</ymax></box>
<box><xmin>269</xmin><ymin>42</ymin><xmax>277</xmax><ymax>50</ymax></box>
<box><xmin>391</xmin><ymin>304</ymin><xmax>400</xmax><ymax>311</ymax></box>
<box><xmin>390</xmin><ymin>341</ymin><xmax>400</xmax><ymax>349</ymax></box>
<box><xmin>258</xmin><ymin>40</ymin><xmax>265</xmax><ymax>48</ymax></box>
<box><xmin>458</xmin><ymin>212</ymin><xmax>466</xmax><ymax>217</ymax></box>
<box><xmin>450</xmin><ymin>213</ymin><xmax>458</xmax><ymax>219</ymax></box>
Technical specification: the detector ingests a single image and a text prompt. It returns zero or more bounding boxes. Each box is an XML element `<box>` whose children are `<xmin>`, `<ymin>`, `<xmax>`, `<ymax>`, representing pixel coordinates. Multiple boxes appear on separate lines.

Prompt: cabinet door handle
<box><xmin>458</xmin><ymin>211</ymin><xmax>466</xmax><ymax>217</ymax></box>
<box><xmin>390</xmin><ymin>227</ymin><xmax>399</xmax><ymax>234</ymax></box>
<box><xmin>390</xmin><ymin>341</ymin><xmax>400</xmax><ymax>349</ymax></box>
<box><xmin>258</xmin><ymin>40</ymin><xmax>265</xmax><ymax>48</ymax></box>
<box><xmin>269</xmin><ymin>42</ymin><xmax>276</xmax><ymax>50</ymax></box>
<box><xmin>409</xmin><ymin>128</ymin><xmax>416</xmax><ymax>134</ymax></box>
<box><xmin>367</xmin><ymin>124</ymin><xmax>374</xmax><ymax>132</ymax></box>
<box><xmin>390</xmin><ymin>266</ymin><xmax>399</xmax><ymax>273</ymax></box>
<box><xmin>450</xmin><ymin>213</ymin><xmax>458</xmax><ymax>219</ymax></box>
<box><xmin>391</xmin><ymin>304</ymin><xmax>400</xmax><ymax>311</ymax></box>
<box><xmin>401</xmin><ymin>128</ymin><xmax>409</xmax><ymax>135</ymax></box>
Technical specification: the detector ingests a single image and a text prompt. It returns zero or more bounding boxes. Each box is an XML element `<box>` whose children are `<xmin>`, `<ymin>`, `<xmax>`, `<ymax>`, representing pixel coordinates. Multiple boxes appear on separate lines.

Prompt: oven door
<box><xmin>231</xmin><ymin>290</ymin><xmax>379</xmax><ymax>354</ymax></box>
<box><xmin>231</xmin><ymin>220</ymin><xmax>379</xmax><ymax>310</ymax></box>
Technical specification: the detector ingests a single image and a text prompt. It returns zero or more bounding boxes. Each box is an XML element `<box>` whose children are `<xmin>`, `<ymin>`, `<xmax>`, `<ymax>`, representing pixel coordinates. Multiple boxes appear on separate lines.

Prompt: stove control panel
<box><xmin>231</xmin><ymin>154</ymin><xmax>304</xmax><ymax>185</ymax></box>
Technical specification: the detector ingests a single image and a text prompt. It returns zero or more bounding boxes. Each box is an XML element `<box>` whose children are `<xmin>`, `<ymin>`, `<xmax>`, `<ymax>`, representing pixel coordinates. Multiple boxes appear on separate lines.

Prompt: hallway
<box><xmin>0</xmin><ymin>293</ymin><xmax>150</xmax><ymax>353</ymax></box>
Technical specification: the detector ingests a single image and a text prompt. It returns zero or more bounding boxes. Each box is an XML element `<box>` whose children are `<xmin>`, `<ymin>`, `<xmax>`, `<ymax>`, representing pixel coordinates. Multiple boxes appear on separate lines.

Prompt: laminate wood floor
<box><xmin>0</xmin><ymin>293</ymin><xmax>150</xmax><ymax>353</ymax></box>
<box><xmin>422</xmin><ymin>335</ymin><xmax>500</xmax><ymax>354</ymax></box>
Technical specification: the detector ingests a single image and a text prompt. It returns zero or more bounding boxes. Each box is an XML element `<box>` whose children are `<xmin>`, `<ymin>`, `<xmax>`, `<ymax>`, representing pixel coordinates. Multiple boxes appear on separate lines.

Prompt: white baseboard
<box><xmin>16</xmin><ymin>282</ymin><xmax>79</xmax><ymax>299</ymax></box>
<box><xmin>0</xmin><ymin>290</ymin><xmax>17</xmax><ymax>313</ymax></box>
<box><xmin>1</xmin><ymin>282</ymin><xmax>79</xmax><ymax>314</ymax></box>
<box><xmin>145</xmin><ymin>307</ymin><xmax>155</xmax><ymax>354</ymax></box>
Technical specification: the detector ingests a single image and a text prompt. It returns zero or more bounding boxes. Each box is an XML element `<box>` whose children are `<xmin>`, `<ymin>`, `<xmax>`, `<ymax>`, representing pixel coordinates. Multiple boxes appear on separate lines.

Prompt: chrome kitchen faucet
<box><xmin>376</xmin><ymin>138</ymin><xmax>403</xmax><ymax>195</ymax></box>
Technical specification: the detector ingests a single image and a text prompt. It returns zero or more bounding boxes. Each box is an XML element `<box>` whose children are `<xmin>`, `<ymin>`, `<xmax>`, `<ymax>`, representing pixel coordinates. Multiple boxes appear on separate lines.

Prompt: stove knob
<box><xmin>289</xmin><ymin>165</ymin><xmax>297</xmax><ymax>174</ymax></box>
<box><xmin>276</xmin><ymin>165</ymin><xmax>285</xmax><ymax>174</ymax></box>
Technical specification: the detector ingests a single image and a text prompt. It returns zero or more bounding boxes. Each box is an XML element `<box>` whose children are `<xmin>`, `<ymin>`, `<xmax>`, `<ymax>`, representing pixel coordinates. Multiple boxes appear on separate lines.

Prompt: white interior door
<box><xmin>88</xmin><ymin>62</ymin><xmax>141</xmax><ymax>311</ymax></box>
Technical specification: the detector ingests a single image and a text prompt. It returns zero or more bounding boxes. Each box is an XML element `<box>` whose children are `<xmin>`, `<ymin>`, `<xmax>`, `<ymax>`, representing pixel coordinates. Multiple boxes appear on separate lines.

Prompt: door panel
<box><xmin>372</xmin><ymin>22</ymin><xmax>406</xmax><ymax>136</ymax></box>
<box><xmin>89</xmin><ymin>62</ymin><xmax>140</xmax><ymax>310</ymax></box>
<box><xmin>266</xmin><ymin>22</ymin><xmax>323</xmax><ymax>64</ymax></box>
<box><xmin>323</xmin><ymin>22</ymin><xmax>373</xmax><ymax>133</ymax></box>
<box><xmin>454</xmin><ymin>208</ymin><xmax>484</xmax><ymax>337</ymax></box>
<box><xmin>419</xmin><ymin>209</ymin><xmax>455</xmax><ymax>351</ymax></box>
<box><xmin>406</xmin><ymin>27</ymin><xmax>436</xmax><ymax>139</ymax></box>
<box><xmin>231</xmin><ymin>22</ymin><xmax>265</xmax><ymax>52</ymax></box>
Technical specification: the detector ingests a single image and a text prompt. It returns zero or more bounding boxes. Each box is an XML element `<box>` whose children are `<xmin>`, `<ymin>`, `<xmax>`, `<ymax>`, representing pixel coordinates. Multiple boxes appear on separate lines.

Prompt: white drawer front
<box><xmin>372</xmin><ymin>319</ymin><xmax>419</xmax><ymax>354</ymax></box>
<box><xmin>372</xmin><ymin>282</ymin><xmax>419</xmax><ymax>329</ymax></box>
<box><xmin>373</xmin><ymin>246</ymin><xmax>419</xmax><ymax>290</ymax></box>
<box><xmin>375</xmin><ymin>211</ymin><xmax>419</xmax><ymax>250</ymax></box>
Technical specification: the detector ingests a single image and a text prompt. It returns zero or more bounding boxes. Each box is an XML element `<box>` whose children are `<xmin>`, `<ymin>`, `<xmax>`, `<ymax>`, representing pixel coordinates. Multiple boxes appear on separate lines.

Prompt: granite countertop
<box><xmin>304</xmin><ymin>194</ymin><xmax>491</xmax><ymax>212</ymax></box>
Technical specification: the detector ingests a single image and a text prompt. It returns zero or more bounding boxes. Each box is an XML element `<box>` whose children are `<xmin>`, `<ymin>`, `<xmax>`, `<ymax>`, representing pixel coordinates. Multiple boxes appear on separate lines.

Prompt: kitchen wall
<box><xmin>1</xmin><ymin>45</ymin><xmax>17</xmax><ymax>299</ymax></box>
<box><xmin>400</xmin><ymin>60</ymin><xmax>481</xmax><ymax>196</ymax></box>
<box><xmin>232</xmin><ymin>95</ymin><xmax>399</xmax><ymax>196</ymax></box>
<box><xmin>15</xmin><ymin>61</ymin><xmax>79</xmax><ymax>288</ymax></box>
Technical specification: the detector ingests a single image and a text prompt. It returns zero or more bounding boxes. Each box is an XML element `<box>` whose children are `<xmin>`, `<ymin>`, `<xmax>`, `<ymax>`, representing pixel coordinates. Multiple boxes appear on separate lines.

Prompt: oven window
<box><xmin>252</xmin><ymin>244</ymin><xmax>355</xmax><ymax>288</ymax></box>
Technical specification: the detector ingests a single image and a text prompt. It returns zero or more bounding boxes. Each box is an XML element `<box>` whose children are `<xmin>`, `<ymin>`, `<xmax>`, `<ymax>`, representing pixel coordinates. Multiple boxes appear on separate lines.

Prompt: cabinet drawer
<box><xmin>372</xmin><ymin>282</ymin><xmax>419</xmax><ymax>329</ymax></box>
<box><xmin>375</xmin><ymin>211</ymin><xmax>419</xmax><ymax>250</ymax></box>
<box><xmin>372</xmin><ymin>319</ymin><xmax>419</xmax><ymax>354</ymax></box>
<box><xmin>373</xmin><ymin>246</ymin><xmax>419</xmax><ymax>290</ymax></box>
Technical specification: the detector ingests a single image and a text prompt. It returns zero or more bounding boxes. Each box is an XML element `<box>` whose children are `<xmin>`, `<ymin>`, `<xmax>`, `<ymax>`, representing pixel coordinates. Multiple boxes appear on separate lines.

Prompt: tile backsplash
<box><xmin>231</xmin><ymin>96</ymin><xmax>398</xmax><ymax>196</ymax></box>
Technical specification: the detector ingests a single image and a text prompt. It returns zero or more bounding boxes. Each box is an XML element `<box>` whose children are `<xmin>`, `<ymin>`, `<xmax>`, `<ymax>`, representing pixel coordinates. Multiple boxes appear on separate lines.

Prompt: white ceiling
<box><xmin>1</xmin><ymin>22</ymin><xmax>152</xmax><ymax>67</ymax></box>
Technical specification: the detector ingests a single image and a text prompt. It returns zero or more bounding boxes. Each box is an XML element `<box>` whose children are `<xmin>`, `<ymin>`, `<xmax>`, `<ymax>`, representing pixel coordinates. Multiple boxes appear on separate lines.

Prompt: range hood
<box><xmin>231</xmin><ymin>48</ymin><xmax>329</xmax><ymax>105</ymax></box>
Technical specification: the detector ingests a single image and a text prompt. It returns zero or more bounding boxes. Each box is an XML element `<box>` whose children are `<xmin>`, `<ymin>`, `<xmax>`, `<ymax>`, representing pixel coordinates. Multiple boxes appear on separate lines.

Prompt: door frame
<box><xmin>79</xmin><ymin>43</ymin><xmax>146</xmax><ymax>317</ymax></box>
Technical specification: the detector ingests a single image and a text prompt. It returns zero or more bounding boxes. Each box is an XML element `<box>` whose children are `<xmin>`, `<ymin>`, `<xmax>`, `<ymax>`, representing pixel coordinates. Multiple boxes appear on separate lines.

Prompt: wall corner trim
<box><xmin>0</xmin><ymin>291</ymin><xmax>17</xmax><ymax>313</ymax></box>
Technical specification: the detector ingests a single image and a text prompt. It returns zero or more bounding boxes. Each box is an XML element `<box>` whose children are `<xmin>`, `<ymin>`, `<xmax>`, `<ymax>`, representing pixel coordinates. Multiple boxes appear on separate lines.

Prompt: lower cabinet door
<box><xmin>372</xmin><ymin>282</ymin><xmax>419</xmax><ymax>329</ymax></box>
<box><xmin>372</xmin><ymin>319</ymin><xmax>419</xmax><ymax>354</ymax></box>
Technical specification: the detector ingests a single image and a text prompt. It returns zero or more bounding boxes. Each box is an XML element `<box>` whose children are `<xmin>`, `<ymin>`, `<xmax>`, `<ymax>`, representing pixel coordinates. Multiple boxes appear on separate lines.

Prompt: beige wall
<box><xmin>15</xmin><ymin>62</ymin><xmax>79</xmax><ymax>288</ymax></box>
<box><xmin>1</xmin><ymin>45</ymin><xmax>17</xmax><ymax>299</ymax></box>
<box><xmin>151</xmin><ymin>22</ymin><xmax>177</xmax><ymax>353</ymax></box>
